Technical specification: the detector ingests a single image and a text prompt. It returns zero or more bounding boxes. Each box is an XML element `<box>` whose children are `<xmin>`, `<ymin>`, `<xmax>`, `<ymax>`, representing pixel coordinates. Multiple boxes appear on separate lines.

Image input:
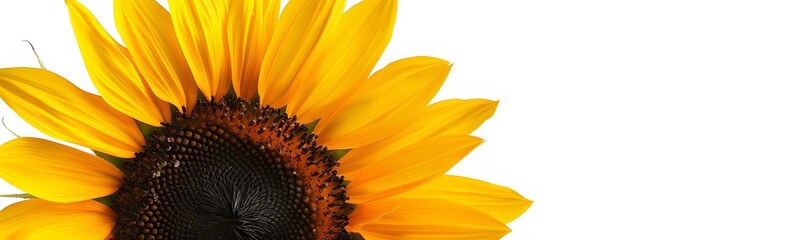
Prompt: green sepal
<box><xmin>349</xmin><ymin>232</ymin><xmax>366</xmax><ymax>240</ymax></box>
<box><xmin>135</xmin><ymin>119</ymin><xmax>161</xmax><ymax>138</ymax></box>
<box><xmin>0</xmin><ymin>193</ymin><xmax>34</xmax><ymax>199</ymax></box>
<box><xmin>305</xmin><ymin>119</ymin><xmax>320</xmax><ymax>133</ymax></box>
<box><xmin>196</xmin><ymin>89</ymin><xmax>208</xmax><ymax>103</ymax></box>
<box><xmin>250</xmin><ymin>92</ymin><xmax>261</xmax><ymax>103</ymax></box>
<box><xmin>94</xmin><ymin>193</ymin><xmax>117</xmax><ymax>207</ymax></box>
<box><xmin>1</xmin><ymin>116</ymin><xmax>19</xmax><ymax>137</ymax></box>
<box><xmin>345</xmin><ymin>203</ymin><xmax>358</xmax><ymax>215</ymax></box>
<box><xmin>327</xmin><ymin>149</ymin><xmax>351</xmax><ymax>161</ymax></box>
<box><xmin>225</xmin><ymin>82</ymin><xmax>237</xmax><ymax>99</ymax></box>
<box><xmin>169</xmin><ymin>104</ymin><xmax>181</xmax><ymax>118</ymax></box>
<box><xmin>94</xmin><ymin>151</ymin><xmax>128</xmax><ymax>172</ymax></box>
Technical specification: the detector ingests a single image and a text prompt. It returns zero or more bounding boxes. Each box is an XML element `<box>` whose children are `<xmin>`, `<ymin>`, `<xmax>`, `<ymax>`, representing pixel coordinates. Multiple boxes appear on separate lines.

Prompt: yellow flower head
<box><xmin>0</xmin><ymin>0</ymin><xmax>531</xmax><ymax>239</ymax></box>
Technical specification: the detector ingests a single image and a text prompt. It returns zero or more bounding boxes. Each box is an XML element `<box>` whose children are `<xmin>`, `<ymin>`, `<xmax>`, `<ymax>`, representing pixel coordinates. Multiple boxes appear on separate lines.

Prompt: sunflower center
<box><xmin>112</xmin><ymin>97</ymin><xmax>351</xmax><ymax>240</ymax></box>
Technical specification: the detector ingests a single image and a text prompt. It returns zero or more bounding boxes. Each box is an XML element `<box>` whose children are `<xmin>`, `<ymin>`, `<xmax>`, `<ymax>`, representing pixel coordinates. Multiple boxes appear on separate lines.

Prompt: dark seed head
<box><xmin>113</xmin><ymin>97</ymin><xmax>351</xmax><ymax>240</ymax></box>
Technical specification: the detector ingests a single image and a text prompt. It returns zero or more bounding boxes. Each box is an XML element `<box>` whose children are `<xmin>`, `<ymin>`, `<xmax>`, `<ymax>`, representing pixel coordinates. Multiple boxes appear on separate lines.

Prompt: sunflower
<box><xmin>0</xmin><ymin>0</ymin><xmax>531</xmax><ymax>239</ymax></box>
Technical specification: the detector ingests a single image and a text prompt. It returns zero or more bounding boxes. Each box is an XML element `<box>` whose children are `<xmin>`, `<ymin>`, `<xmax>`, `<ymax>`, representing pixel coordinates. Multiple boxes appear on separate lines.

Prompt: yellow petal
<box><xmin>290</xmin><ymin>0</ymin><xmax>397</xmax><ymax>123</ymax></box>
<box><xmin>358</xmin><ymin>198</ymin><xmax>510</xmax><ymax>240</ymax></box>
<box><xmin>347</xmin><ymin>135</ymin><xmax>483</xmax><ymax>204</ymax></box>
<box><xmin>0</xmin><ymin>199</ymin><xmax>115</xmax><ymax>240</ymax></box>
<box><xmin>347</xmin><ymin>200</ymin><xmax>401</xmax><ymax>233</ymax></box>
<box><xmin>119</xmin><ymin>43</ymin><xmax>173</xmax><ymax>124</ymax></box>
<box><xmin>66</xmin><ymin>0</ymin><xmax>169</xmax><ymax>126</ymax></box>
<box><xmin>0</xmin><ymin>138</ymin><xmax>123</xmax><ymax>203</ymax></box>
<box><xmin>170</xmin><ymin>0</ymin><xmax>230</xmax><ymax>99</ymax></box>
<box><xmin>259</xmin><ymin>0</ymin><xmax>343</xmax><ymax>109</ymax></box>
<box><xmin>115</xmin><ymin>0</ymin><xmax>197</xmax><ymax>111</ymax></box>
<box><xmin>315</xmin><ymin>57</ymin><xmax>450</xmax><ymax>149</ymax></box>
<box><xmin>0</xmin><ymin>68</ymin><xmax>144</xmax><ymax>158</ymax></box>
<box><xmin>228</xmin><ymin>0</ymin><xmax>279</xmax><ymax>99</ymax></box>
<box><xmin>339</xmin><ymin>99</ymin><xmax>498</xmax><ymax>178</ymax></box>
<box><xmin>395</xmin><ymin>175</ymin><xmax>532</xmax><ymax>224</ymax></box>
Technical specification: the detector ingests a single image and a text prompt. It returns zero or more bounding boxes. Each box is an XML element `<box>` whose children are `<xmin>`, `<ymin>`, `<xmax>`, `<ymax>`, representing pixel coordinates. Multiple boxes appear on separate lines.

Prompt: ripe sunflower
<box><xmin>0</xmin><ymin>0</ymin><xmax>532</xmax><ymax>239</ymax></box>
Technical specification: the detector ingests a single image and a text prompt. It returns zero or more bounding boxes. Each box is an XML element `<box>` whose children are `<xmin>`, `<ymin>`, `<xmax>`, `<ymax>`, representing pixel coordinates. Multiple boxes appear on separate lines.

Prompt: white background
<box><xmin>2</xmin><ymin>0</ymin><xmax>797</xmax><ymax>239</ymax></box>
